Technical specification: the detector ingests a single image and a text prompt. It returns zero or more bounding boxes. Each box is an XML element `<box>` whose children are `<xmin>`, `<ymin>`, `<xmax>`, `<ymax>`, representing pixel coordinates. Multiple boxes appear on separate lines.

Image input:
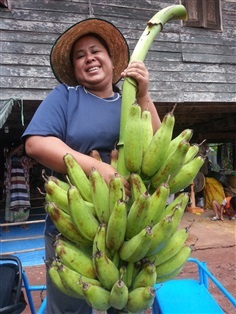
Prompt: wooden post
<box><xmin>187</xmin><ymin>182</ymin><xmax>204</xmax><ymax>213</ymax></box>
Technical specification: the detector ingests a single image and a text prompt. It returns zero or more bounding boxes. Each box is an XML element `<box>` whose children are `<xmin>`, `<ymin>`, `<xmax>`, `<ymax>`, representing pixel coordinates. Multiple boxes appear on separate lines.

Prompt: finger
<box><xmin>126</xmin><ymin>69</ymin><xmax>144</xmax><ymax>79</ymax></box>
<box><xmin>125</xmin><ymin>187</ymin><xmax>131</xmax><ymax>199</ymax></box>
<box><xmin>123</xmin><ymin>178</ymin><xmax>130</xmax><ymax>190</ymax></box>
<box><xmin>122</xmin><ymin>178</ymin><xmax>131</xmax><ymax>196</ymax></box>
<box><xmin>130</xmin><ymin>60</ymin><xmax>144</xmax><ymax>67</ymax></box>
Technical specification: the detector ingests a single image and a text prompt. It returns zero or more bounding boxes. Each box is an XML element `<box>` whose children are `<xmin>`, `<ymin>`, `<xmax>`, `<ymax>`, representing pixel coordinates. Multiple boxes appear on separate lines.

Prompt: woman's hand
<box><xmin>25</xmin><ymin>136</ymin><xmax>131</xmax><ymax>198</ymax></box>
<box><xmin>121</xmin><ymin>60</ymin><xmax>161</xmax><ymax>132</ymax></box>
<box><xmin>96</xmin><ymin>162</ymin><xmax>131</xmax><ymax>198</ymax></box>
<box><xmin>121</xmin><ymin>60</ymin><xmax>149</xmax><ymax>98</ymax></box>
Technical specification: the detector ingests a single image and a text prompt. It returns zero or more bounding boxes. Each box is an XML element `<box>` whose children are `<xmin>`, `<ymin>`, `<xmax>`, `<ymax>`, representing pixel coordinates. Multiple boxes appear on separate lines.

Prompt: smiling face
<box><xmin>71</xmin><ymin>35</ymin><xmax>114</xmax><ymax>94</ymax></box>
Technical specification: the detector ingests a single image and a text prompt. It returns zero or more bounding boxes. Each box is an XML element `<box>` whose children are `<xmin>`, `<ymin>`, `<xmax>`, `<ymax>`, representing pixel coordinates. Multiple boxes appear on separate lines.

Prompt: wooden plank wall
<box><xmin>0</xmin><ymin>0</ymin><xmax>235</xmax><ymax>102</ymax></box>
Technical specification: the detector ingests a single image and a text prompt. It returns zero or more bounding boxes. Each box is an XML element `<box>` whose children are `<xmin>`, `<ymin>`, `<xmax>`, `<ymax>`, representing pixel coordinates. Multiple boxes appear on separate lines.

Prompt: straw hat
<box><xmin>50</xmin><ymin>18</ymin><xmax>130</xmax><ymax>86</ymax></box>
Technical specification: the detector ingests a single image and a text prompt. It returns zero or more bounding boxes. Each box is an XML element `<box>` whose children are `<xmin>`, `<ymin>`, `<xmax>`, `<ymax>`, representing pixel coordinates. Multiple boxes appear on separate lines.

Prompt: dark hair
<box><xmin>230</xmin><ymin>196</ymin><xmax>236</xmax><ymax>211</ymax></box>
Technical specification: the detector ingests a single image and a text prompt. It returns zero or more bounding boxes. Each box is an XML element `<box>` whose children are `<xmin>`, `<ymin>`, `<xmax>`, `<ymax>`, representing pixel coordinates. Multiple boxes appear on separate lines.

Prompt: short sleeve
<box><xmin>22</xmin><ymin>84</ymin><xmax>68</xmax><ymax>141</ymax></box>
<box><xmin>221</xmin><ymin>198</ymin><xmax>227</xmax><ymax>206</ymax></box>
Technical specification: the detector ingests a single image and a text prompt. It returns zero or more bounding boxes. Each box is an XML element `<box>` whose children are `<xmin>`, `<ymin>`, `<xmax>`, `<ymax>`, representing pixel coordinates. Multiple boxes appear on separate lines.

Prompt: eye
<box><xmin>73</xmin><ymin>50</ymin><xmax>85</xmax><ymax>60</ymax></box>
<box><xmin>76</xmin><ymin>53</ymin><xmax>85</xmax><ymax>59</ymax></box>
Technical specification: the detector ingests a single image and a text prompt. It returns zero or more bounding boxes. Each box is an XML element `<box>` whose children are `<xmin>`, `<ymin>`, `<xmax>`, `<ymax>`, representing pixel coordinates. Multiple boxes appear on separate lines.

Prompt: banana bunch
<box><xmin>42</xmin><ymin>88</ymin><xmax>205</xmax><ymax>313</ymax></box>
<box><xmin>119</xmin><ymin>103</ymin><xmax>205</xmax><ymax>194</ymax></box>
<box><xmin>43</xmin><ymin>152</ymin><xmax>194</xmax><ymax>312</ymax></box>
<box><xmin>42</xmin><ymin>89</ymin><xmax>205</xmax><ymax>314</ymax></box>
<box><xmin>41</xmin><ymin>5</ymin><xmax>202</xmax><ymax>312</ymax></box>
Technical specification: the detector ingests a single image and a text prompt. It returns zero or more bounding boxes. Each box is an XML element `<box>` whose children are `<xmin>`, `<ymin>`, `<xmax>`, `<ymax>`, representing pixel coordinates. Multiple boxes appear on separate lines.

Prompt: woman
<box><xmin>212</xmin><ymin>196</ymin><xmax>236</xmax><ymax>221</ymax></box>
<box><xmin>4</xmin><ymin>144</ymin><xmax>33</xmax><ymax>229</ymax></box>
<box><xmin>22</xmin><ymin>18</ymin><xmax>161</xmax><ymax>314</ymax></box>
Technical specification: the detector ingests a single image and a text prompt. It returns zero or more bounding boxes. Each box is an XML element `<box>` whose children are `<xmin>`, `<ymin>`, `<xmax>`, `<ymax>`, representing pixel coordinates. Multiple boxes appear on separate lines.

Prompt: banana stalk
<box><xmin>117</xmin><ymin>5</ymin><xmax>187</xmax><ymax>175</ymax></box>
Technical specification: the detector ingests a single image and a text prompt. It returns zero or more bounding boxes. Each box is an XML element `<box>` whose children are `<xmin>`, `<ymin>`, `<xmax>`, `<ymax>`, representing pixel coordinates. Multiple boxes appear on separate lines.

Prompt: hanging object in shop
<box><xmin>0</xmin><ymin>98</ymin><xmax>24</xmax><ymax>129</ymax></box>
<box><xmin>4</xmin><ymin>125</ymin><xmax>9</xmax><ymax>133</ymax></box>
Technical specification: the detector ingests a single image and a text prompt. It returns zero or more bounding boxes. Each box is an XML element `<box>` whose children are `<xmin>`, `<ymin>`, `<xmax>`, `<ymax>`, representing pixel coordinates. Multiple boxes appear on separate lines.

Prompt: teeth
<box><xmin>88</xmin><ymin>67</ymin><xmax>99</xmax><ymax>72</ymax></box>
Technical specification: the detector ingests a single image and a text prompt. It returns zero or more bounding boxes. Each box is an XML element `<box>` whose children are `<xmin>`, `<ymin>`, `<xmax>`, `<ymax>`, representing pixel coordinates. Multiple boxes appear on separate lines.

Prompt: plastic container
<box><xmin>152</xmin><ymin>258</ymin><xmax>236</xmax><ymax>314</ymax></box>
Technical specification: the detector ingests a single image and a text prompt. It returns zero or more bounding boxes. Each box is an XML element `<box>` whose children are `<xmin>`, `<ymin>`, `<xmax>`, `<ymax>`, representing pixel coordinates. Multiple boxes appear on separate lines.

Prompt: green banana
<box><xmin>82</xmin><ymin>282</ymin><xmax>111</xmax><ymax>311</ymax></box>
<box><xmin>142</xmin><ymin>181</ymin><xmax>170</xmax><ymax>227</ymax></box>
<box><xmin>155</xmin><ymin>245</ymin><xmax>191</xmax><ymax>277</ymax></box>
<box><xmin>111</xmin><ymin>250</ymin><xmax>120</xmax><ymax>268</ymax></box>
<box><xmin>170</xmin><ymin>203</ymin><xmax>188</xmax><ymax>236</ymax></box>
<box><xmin>169</xmin><ymin>155</ymin><xmax>205</xmax><ymax>194</ymax></box>
<box><xmin>89</xmin><ymin>167</ymin><xmax>110</xmax><ymax>223</ymax></box>
<box><xmin>55</xmin><ymin>237</ymin><xmax>96</xmax><ymax>279</ymax></box>
<box><xmin>57</xmin><ymin>263</ymin><xmax>101</xmax><ymax>299</ymax></box>
<box><xmin>84</xmin><ymin>200</ymin><xmax>96</xmax><ymax>217</ymax></box>
<box><xmin>146</xmin><ymin>213</ymin><xmax>175</xmax><ymax>256</ymax></box>
<box><xmin>63</xmin><ymin>153</ymin><xmax>92</xmax><ymax>202</ymax></box>
<box><xmin>93</xmin><ymin>249</ymin><xmax>120</xmax><ymax>291</ymax></box>
<box><xmin>55</xmin><ymin>263</ymin><xmax>84</xmax><ymax>299</ymax></box>
<box><xmin>141</xmin><ymin>109</ymin><xmax>153</xmax><ymax>158</ymax></box>
<box><xmin>126</xmin><ymin>286</ymin><xmax>155</xmax><ymax>313</ymax></box>
<box><xmin>108</xmin><ymin>173</ymin><xmax>126</xmax><ymax>214</ymax></box>
<box><xmin>132</xmin><ymin>261</ymin><xmax>156</xmax><ymax>289</ymax></box>
<box><xmin>43</xmin><ymin>169</ymin><xmax>70</xmax><ymax>191</ymax></box>
<box><xmin>44</xmin><ymin>202</ymin><xmax>91</xmax><ymax>246</ymax></box>
<box><xmin>158</xmin><ymin>194</ymin><xmax>189</xmax><ymax>237</ymax></box>
<box><xmin>156</xmin><ymin>265</ymin><xmax>183</xmax><ymax>283</ymax></box>
<box><xmin>184</xmin><ymin>143</ymin><xmax>200</xmax><ymax>164</ymax></box>
<box><xmin>110</xmin><ymin>146</ymin><xmax>119</xmax><ymax>170</ymax></box>
<box><xmin>150</xmin><ymin>140</ymin><xmax>190</xmax><ymax>189</ymax></box>
<box><xmin>152</xmin><ymin>227</ymin><xmax>189</xmax><ymax>266</ymax></box>
<box><xmin>44</xmin><ymin>192</ymin><xmax>69</xmax><ymax>214</ymax></box>
<box><xmin>184</xmin><ymin>140</ymin><xmax>206</xmax><ymax>164</ymax></box>
<box><xmin>163</xmin><ymin>128</ymin><xmax>193</xmax><ymax>160</ymax></box>
<box><xmin>159</xmin><ymin>192</ymin><xmax>189</xmax><ymax>222</ymax></box>
<box><xmin>48</xmin><ymin>260</ymin><xmax>78</xmax><ymax>297</ymax></box>
<box><xmin>129</xmin><ymin>172</ymin><xmax>148</xmax><ymax>202</ymax></box>
<box><xmin>92</xmin><ymin>223</ymin><xmax>108</xmax><ymax>258</ymax></box>
<box><xmin>123</xmin><ymin>103</ymin><xmax>142</xmax><ymax>173</ymax></box>
<box><xmin>141</xmin><ymin>107</ymin><xmax>176</xmax><ymax>177</ymax></box>
<box><xmin>119</xmin><ymin>226</ymin><xmax>153</xmax><ymax>263</ymax></box>
<box><xmin>125</xmin><ymin>262</ymin><xmax>135</xmax><ymax>288</ymax></box>
<box><xmin>55</xmin><ymin>235</ymin><xmax>92</xmax><ymax>255</ymax></box>
<box><xmin>119</xmin><ymin>265</ymin><xmax>127</xmax><ymax>285</ymax></box>
<box><xmin>43</xmin><ymin>174</ymin><xmax>69</xmax><ymax>214</ymax></box>
<box><xmin>59</xmin><ymin>263</ymin><xmax>101</xmax><ymax>289</ymax></box>
<box><xmin>109</xmin><ymin>278</ymin><xmax>129</xmax><ymax>310</ymax></box>
<box><xmin>44</xmin><ymin>176</ymin><xmax>94</xmax><ymax>218</ymax></box>
<box><xmin>106</xmin><ymin>199</ymin><xmax>127</xmax><ymax>251</ymax></box>
<box><xmin>92</xmin><ymin>223</ymin><xmax>112</xmax><ymax>267</ymax></box>
<box><xmin>125</xmin><ymin>191</ymin><xmax>151</xmax><ymax>240</ymax></box>
<box><xmin>68</xmin><ymin>184</ymin><xmax>99</xmax><ymax>241</ymax></box>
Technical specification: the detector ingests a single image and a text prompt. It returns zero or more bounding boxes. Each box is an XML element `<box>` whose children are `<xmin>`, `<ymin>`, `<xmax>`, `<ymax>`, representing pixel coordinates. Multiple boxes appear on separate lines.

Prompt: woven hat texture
<box><xmin>50</xmin><ymin>18</ymin><xmax>129</xmax><ymax>85</ymax></box>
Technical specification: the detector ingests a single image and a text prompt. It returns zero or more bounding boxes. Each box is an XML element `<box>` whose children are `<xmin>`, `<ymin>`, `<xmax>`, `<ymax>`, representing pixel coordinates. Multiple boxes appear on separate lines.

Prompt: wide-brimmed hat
<box><xmin>50</xmin><ymin>18</ymin><xmax>130</xmax><ymax>86</ymax></box>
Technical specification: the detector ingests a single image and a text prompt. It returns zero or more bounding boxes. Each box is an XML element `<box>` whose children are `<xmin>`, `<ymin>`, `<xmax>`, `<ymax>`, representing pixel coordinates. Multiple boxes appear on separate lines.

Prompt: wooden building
<box><xmin>0</xmin><ymin>0</ymin><xmax>236</xmax><ymax>173</ymax></box>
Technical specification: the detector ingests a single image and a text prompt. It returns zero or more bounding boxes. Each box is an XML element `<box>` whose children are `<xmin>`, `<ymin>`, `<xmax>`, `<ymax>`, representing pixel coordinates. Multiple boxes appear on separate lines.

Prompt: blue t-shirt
<box><xmin>22</xmin><ymin>84</ymin><xmax>122</xmax><ymax>235</ymax></box>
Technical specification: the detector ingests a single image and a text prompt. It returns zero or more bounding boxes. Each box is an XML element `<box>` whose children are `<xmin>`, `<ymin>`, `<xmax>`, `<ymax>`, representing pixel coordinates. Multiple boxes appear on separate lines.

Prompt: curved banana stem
<box><xmin>117</xmin><ymin>5</ymin><xmax>187</xmax><ymax>176</ymax></box>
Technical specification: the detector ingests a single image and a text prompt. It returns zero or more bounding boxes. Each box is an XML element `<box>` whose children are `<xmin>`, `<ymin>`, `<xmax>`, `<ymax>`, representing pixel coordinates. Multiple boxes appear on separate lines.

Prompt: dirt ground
<box><xmin>22</xmin><ymin>209</ymin><xmax>236</xmax><ymax>314</ymax></box>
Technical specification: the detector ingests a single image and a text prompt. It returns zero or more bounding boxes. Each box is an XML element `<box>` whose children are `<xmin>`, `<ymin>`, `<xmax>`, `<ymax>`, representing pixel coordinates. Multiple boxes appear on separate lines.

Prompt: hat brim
<box><xmin>50</xmin><ymin>18</ymin><xmax>130</xmax><ymax>86</ymax></box>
